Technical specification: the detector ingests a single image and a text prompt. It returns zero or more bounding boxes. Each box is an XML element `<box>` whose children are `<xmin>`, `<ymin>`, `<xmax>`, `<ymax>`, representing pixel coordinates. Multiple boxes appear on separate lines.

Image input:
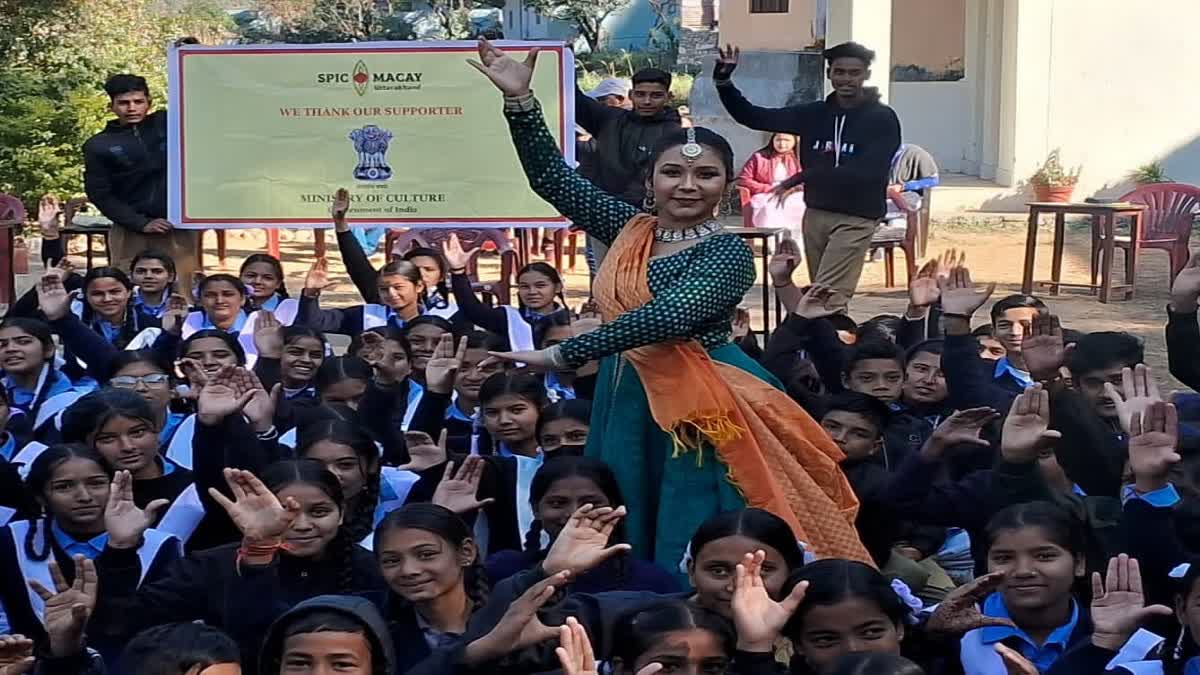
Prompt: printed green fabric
<box><xmin>585</xmin><ymin>343</ymin><xmax>786</xmax><ymax>573</ymax></box>
<box><xmin>505</xmin><ymin>101</ymin><xmax>755</xmax><ymax>367</ymax></box>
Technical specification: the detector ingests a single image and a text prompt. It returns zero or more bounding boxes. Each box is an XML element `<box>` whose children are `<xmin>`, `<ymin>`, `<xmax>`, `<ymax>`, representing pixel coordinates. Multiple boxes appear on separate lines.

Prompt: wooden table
<box><xmin>1021</xmin><ymin>202</ymin><xmax>1146</xmax><ymax>303</ymax></box>
<box><xmin>728</xmin><ymin>226</ymin><xmax>785</xmax><ymax>339</ymax></box>
<box><xmin>61</xmin><ymin>220</ymin><xmax>113</xmax><ymax>270</ymax></box>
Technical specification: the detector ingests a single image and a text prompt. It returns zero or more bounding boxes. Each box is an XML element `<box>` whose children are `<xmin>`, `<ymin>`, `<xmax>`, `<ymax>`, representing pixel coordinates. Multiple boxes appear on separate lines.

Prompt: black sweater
<box><xmin>716</xmin><ymin>84</ymin><xmax>900</xmax><ymax>219</ymax></box>
<box><xmin>91</xmin><ymin>541</ymin><xmax>386</xmax><ymax>675</ymax></box>
<box><xmin>83</xmin><ymin>111</ymin><xmax>169</xmax><ymax>232</ymax></box>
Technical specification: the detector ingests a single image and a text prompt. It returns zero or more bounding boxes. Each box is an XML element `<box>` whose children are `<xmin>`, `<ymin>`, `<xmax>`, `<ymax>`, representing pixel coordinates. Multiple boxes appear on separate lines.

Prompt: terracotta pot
<box><xmin>1033</xmin><ymin>184</ymin><xmax>1075</xmax><ymax>203</ymax></box>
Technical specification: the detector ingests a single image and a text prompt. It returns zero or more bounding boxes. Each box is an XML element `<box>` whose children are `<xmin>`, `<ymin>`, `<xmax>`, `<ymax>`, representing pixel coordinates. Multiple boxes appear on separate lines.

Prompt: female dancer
<box><xmin>468</xmin><ymin>38</ymin><xmax>867</xmax><ymax>567</ymax></box>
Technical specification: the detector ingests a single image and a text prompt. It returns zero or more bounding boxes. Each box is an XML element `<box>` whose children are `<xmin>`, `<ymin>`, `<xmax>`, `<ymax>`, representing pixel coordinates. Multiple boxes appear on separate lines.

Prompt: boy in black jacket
<box><xmin>714</xmin><ymin>41</ymin><xmax>900</xmax><ymax>309</ymax></box>
<box><xmin>83</xmin><ymin>74</ymin><xmax>198</xmax><ymax>289</ymax></box>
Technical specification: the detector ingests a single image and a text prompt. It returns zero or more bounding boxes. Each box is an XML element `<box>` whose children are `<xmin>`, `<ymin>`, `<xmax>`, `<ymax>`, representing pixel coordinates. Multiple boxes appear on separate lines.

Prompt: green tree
<box><xmin>0</xmin><ymin>0</ymin><xmax>231</xmax><ymax>210</ymax></box>
<box><xmin>521</xmin><ymin>0</ymin><xmax>634</xmax><ymax>52</ymax></box>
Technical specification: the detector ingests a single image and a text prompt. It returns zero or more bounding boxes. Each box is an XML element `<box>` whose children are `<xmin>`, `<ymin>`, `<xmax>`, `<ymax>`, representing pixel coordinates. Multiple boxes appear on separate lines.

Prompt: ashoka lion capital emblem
<box><xmin>348</xmin><ymin>125</ymin><xmax>394</xmax><ymax>181</ymax></box>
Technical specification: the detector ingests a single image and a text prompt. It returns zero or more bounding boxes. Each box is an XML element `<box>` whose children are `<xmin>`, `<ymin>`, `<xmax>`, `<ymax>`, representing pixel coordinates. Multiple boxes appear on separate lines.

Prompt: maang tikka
<box><xmin>681</xmin><ymin>127</ymin><xmax>704</xmax><ymax>164</ymax></box>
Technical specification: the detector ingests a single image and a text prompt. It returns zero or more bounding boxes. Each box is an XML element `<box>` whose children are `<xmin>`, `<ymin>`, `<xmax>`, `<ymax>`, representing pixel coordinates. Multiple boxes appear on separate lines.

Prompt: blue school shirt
<box><xmin>4</xmin><ymin>369</ymin><xmax>76</xmax><ymax>414</ymax></box>
<box><xmin>977</xmin><ymin>592</ymin><xmax>1079</xmax><ymax>672</ymax></box>
<box><xmin>258</xmin><ymin>294</ymin><xmax>283</xmax><ymax>312</ymax></box>
<box><xmin>132</xmin><ymin>290</ymin><xmax>169</xmax><ymax>319</ymax></box>
<box><xmin>52</xmin><ymin>522</ymin><xmax>109</xmax><ymax>560</ymax></box>
<box><xmin>994</xmin><ymin>358</ymin><xmax>1034</xmax><ymax>390</ymax></box>
<box><xmin>159</xmin><ymin>411</ymin><xmax>187</xmax><ymax>447</ymax></box>
<box><xmin>0</xmin><ymin>434</ymin><xmax>13</xmax><ymax>462</ymax></box>
<box><xmin>201</xmin><ymin>311</ymin><xmax>248</xmax><ymax>333</ymax></box>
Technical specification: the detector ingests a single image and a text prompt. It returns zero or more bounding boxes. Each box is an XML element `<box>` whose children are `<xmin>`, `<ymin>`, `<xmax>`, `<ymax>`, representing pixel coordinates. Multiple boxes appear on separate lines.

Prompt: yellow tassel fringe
<box><xmin>668</xmin><ymin>413</ymin><xmax>745</xmax><ymax>466</ymax></box>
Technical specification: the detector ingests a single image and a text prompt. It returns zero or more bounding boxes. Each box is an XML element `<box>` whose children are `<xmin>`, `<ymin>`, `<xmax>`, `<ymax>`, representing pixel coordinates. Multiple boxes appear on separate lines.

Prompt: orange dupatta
<box><xmin>592</xmin><ymin>214</ymin><xmax>872</xmax><ymax>563</ymax></box>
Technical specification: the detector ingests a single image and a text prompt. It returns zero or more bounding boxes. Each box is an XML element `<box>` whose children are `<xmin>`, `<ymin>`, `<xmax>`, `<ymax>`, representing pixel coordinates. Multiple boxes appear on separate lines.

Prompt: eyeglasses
<box><xmin>110</xmin><ymin>373</ymin><xmax>170</xmax><ymax>388</ymax></box>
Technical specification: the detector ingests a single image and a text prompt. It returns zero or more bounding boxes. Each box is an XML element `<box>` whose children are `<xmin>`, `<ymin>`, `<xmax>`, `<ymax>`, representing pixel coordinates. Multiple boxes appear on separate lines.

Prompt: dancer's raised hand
<box><xmin>468</xmin><ymin>37</ymin><xmax>538</xmax><ymax>97</ymax></box>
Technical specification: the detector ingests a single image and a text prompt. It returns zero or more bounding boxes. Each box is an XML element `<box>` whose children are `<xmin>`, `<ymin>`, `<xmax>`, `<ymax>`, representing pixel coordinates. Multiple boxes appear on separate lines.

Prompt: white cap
<box><xmin>587</xmin><ymin>78</ymin><xmax>630</xmax><ymax>100</ymax></box>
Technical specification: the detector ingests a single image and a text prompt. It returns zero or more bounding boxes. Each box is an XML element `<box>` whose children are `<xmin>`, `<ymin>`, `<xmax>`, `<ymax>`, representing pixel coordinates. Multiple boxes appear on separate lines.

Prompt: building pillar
<box><xmin>995</xmin><ymin>0</ymin><xmax>1052</xmax><ymax>186</ymax></box>
<box><xmin>825</xmin><ymin>0</ymin><xmax>893</xmax><ymax>102</ymax></box>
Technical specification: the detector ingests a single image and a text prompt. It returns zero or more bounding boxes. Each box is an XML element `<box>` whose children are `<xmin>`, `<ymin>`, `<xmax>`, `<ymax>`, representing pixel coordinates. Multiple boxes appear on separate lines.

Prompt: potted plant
<box><xmin>1130</xmin><ymin>161</ymin><xmax>1171</xmax><ymax>185</ymax></box>
<box><xmin>1030</xmin><ymin>149</ymin><xmax>1080</xmax><ymax>202</ymax></box>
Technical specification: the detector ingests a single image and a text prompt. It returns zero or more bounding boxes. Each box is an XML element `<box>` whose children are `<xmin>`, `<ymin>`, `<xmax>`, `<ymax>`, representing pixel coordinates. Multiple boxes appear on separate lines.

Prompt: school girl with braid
<box><xmin>373</xmin><ymin>504</ymin><xmax>493</xmax><ymax>674</ymax></box>
<box><xmin>88</xmin><ymin>461</ymin><xmax>386</xmax><ymax>674</ymax></box>
<box><xmin>468</xmin><ymin>38</ymin><xmax>868</xmax><ymax>568</ymax></box>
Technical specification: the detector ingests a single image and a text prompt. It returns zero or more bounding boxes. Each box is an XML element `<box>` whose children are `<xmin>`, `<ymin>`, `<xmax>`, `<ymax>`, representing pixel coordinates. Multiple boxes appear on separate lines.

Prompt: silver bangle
<box><xmin>545</xmin><ymin>344</ymin><xmax>568</xmax><ymax>369</ymax></box>
<box><xmin>503</xmin><ymin>91</ymin><xmax>538</xmax><ymax>113</ymax></box>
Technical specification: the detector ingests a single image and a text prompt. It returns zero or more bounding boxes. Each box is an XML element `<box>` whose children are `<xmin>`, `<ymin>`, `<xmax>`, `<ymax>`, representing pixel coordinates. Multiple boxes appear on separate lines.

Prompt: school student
<box><xmin>403</xmin><ymin>315</ymin><xmax>455</xmax><ymax>386</ymax></box>
<box><xmin>0</xmin><ymin>445</ymin><xmax>180</xmax><ymax>658</ymax></box>
<box><xmin>408</xmin><ymin>331</ymin><xmax>508</xmax><ymax>455</ymax></box>
<box><xmin>121</xmin><ymin>623</ymin><xmax>242</xmax><ymax>675</ymax></box>
<box><xmin>960</xmin><ymin>501</ymin><xmax>1170</xmax><ymax>674</ymax></box>
<box><xmin>129</xmin><ymin>249</ymin><xmax>177</xmax><ymax>322</ymax></box>
<box><xmin>299</xmin><ymin>255</ymin><xmax>432</xmax><ymax>337</ymax></box>
<box><xmin>537</xmin><ymin>399</ymin><xmax>592</xmax><ymax>455</ymax></box>
<box><xmin>257</xmin><ymin>594</ymin><xmax>395</xmax><ymax>675</ymax></box>
<box><xmin>782</xmin><ymin>558</ymin><xmax>916</xmax><ymax>674</ymax></box>
<box><xmin>373</xmin><ymin>504</ymin><xmax>489</xmax><ymax>673</ymax></box>
<box><xmin>175</xmin><ymin>275</ymin><xmax>261</xmax><ymax>366</ymax></box>
<box><xmin>443</xmin><ymin>233</ymin><xmax>571</xmax><ymax>351</ymax></box>
<box><xmin>349</xmin><ymin>327</ymin><xmax>423</xmax><ymax>433</ymax></box>
<box><xmin>88</xmin><ymin>462</ymin><xmax>386</xmax><ymax>673</ymax></box>
<box><xmin>486</xmin><ymin>455</ymin><xmax>679</xmax><ymax>594</ymax></box>
<box><xmin>329</xmin><ymin>187</ymin><xmax>458</xmax><ymax>319</ymax></box>
<box><xmin>251</xmin><ymin>319</ymin><xmax>324</xmax><ymax>406</ymax></box>
<box><xmin>0</xmin><ymin>318</ymin><xmax>96</xmax><ymax>446</ymax></box>
<box><xmin>240</xmin><ymin>254</ymin><xmax>297</xmax><ymax>321</ymax></box>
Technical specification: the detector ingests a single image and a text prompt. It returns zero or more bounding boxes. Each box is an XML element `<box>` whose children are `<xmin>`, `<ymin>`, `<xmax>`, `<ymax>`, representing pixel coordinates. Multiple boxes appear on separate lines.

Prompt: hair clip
<box><xmin>1171</xmin><ymin>562</ymin><xmax>1192</xmax><ymax>579</ymax></box>
<box><xmin>681</xmin><ymin>127</ymin><xmax>703</xmax><ymax>164</ymax></box>
<box><xmin>890</xmin><ymin>578</ymin><xmax>925</xmax><ymax>623</ymax></box>
<box><xmin>677</xmin><ymin>542</ymin><xmax>694</xmax><ymax>574</ymax></box>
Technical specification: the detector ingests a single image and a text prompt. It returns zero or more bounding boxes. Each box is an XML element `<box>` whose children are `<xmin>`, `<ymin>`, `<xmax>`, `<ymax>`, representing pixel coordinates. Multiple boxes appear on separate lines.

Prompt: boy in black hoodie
<box><xmin>714</xmin><ymin>41</ymin><xmax>901</xmax><ymax>309</ymax></box>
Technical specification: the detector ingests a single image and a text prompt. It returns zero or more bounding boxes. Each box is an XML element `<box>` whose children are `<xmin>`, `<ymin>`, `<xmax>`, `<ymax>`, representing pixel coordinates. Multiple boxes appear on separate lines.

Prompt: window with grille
<box><xmin>750</xmin><ymin>0</ymin><xmax>789</xmax><ymax>13</ymax></box>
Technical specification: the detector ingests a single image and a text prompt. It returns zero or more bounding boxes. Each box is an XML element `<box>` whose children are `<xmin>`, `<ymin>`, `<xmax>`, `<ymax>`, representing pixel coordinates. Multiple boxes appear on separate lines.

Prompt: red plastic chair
<box><xmin>736</xmin><ymin>186</ymin><xmax>755</xmax><ymax>228</ymax></box>
<box><xmin>1093</xmin><ymin>183</ymin><xmax>1200</xmax><ymax>285</ymax></box>
<box><xmin>0</xmin><ymin>194</ymin><xmax>25</xmax><ymax>303</ymax></box>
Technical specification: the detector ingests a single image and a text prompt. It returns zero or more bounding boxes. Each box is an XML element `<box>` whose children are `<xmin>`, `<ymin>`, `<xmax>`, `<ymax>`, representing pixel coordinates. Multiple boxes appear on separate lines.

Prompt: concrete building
<box><xmin>502</xmin><ymin>0</ymin><xmax>665</xmax><ymax>51</ymax></box>
<box><xmin>716</xmin><ymin>0</ymin><xmax>1200</xmax><ymax>212</ymax></box>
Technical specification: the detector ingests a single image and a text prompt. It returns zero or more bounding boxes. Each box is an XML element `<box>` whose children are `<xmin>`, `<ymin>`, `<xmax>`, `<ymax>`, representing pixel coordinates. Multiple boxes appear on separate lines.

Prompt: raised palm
<box><xmin>29</xmin><ymin>556</ymin><xmax>97</xmax><ymax>658</ymax></box>
<box><xmin>38</xmin><ymin>194</ymin><xmax>61</xmax><ymax>238</ymax></box>
<box><xmin>926</xmin><ymin>571</ymin><xmax>1014</xmax><ymax>634</ymax></box>
<box><xmin>556</xmin><ymin>618</ymin><xmax>599</xmax><ymax>675</ymax></box>
<box><xmin>937</xmin><ymin>265</ymin><xmax>995</xmax><ymax>317</ymax></box>
<box><xmin>908</xmin><ymin>259</ymin><xmax>940</xmax><ymax>308</ymax></box>
<box><xmin>332</xmin><ymin>187</ymin><xmax>351</xmax><ymax>223</ymax></box>
<box><xmin>730</xmin><ymin>550</ymin><xmax>807</xmax><ymax>649</ymax></box>
<box><xmin>1020</xmin><ymin>314</ymin><xmax>1065</xmax><ymax>379</ymax></box>
<box><xmin>253</xmin><ymin>310</ymin><xmax>284</xmax><ymax>358</ymax></box>
<box><xmin>794</xmin><ymin>284</ymin><xmax>838</xmax><ymax>320</ymax></box>
<box><xmin>1000</xmin><ymin>385</ymin><xmax>1061</xmax><ymax>462</ymax></box>
<box><xmin>1128</xmin><ymin>401</ymin><xmax>1180</xmax><ymax>492</ymax></box>
<box><xmin>105</xmin><ymin>470</ymin><xmax>169</xmax><ymax>548</ymax></box>
<box><xmin>768</xmin><ymin>237</ymin><xmax>801</xmax><ymax>285</ymax></box>
<box><xmin>304</xmin><ymin>257</ymin><xmax>331</xmax><ymax>292</ymax></box>
<box><xmin>1105</xmin><ymin>364</ymin><xmax>1163</xmax><ymax>435</ymax></box>
<box><xmin>432</xmin><ymin>457</ymin><xmax>495</xmax><ymax>514</ymax></box>
<box><xmin>442</xmin><ymin>233</ymin><xmax>481</xmax><ymax>272</ymax></box>
<box><xmin>929</xmin><ymin>408</ymin><xmax>998</xmax><ymax>449</ymax></box>
<box><xmin>196</xmin><ymin>365</ymin><xmax>255</xmax><ymax>423</ymax></box>
<box><xmin>0</xmin><ymin>635</ymin><xmax>33</xmax><ymax>675</ymax></box>
<box><xmin>1089</xmin><ymin>555</ymin><xmax>1172</xmax><ymax>650</ymax></box>
<box><xmin>467</xmin><ymin>38</ymin><xmax>538</xmax><ymax>97</ymax></box>
<box><xmin>714</xmin><ymin>43</ymin><xmax>740</xmax><ymax>80</ymax></box>
<box><xmin>209</xmin><ymin>468</ymin><xmax>299</xmax><ymax>542</ymax></box>
<box><xmin>543</xmin><ymin>504</ymin><xmax>632</xmax><ymax>577</ymax></box>
<box><xmin>399</xmin><ymin>430</ymin><xmax>448</xmax><ymax>472</ymax></box>
<box><xmin>424</xmin><ymin>334</ymin><xmax>467</xmax><ymax>394</ymax></box>
<box><xmin>36</xmin><ymin>273</ymin><xmax>71</xmax><ymax>321</ymax></box>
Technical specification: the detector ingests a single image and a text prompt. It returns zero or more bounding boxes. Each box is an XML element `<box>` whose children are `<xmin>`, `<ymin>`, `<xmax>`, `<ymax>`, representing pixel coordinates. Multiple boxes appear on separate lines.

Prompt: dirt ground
<box><xmin>25</xmin><ymin>219</ymin><xmax>1183</xmax><ymax>387</ymax></box>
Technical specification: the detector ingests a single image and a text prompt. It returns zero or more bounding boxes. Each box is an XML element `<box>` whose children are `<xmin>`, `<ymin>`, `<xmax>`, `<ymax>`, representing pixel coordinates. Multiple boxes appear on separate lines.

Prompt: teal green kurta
<box><xmin>507</xmin><ymin>99</ymin><xmax>772</xmax><ymax>570</ymax></box>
